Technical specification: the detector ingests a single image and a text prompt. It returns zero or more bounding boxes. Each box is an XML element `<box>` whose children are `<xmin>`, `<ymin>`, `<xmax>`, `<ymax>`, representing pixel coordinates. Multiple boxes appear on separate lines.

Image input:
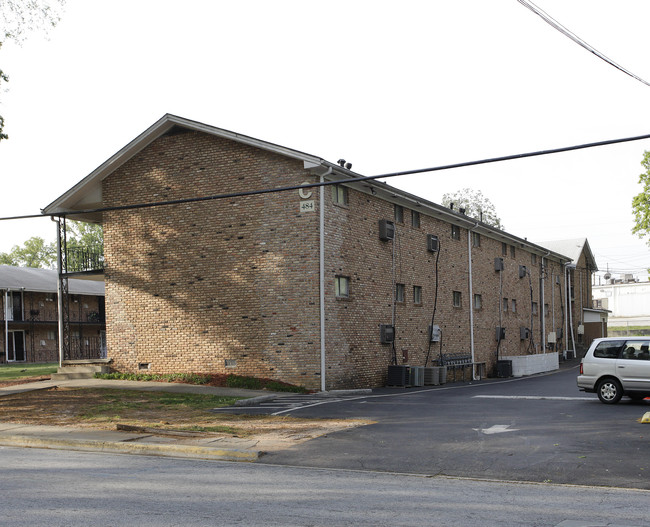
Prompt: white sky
<box><xmin>1</xmin><ymin>0</ymin><xmax>649</xmax><ymax>281</ymax></box>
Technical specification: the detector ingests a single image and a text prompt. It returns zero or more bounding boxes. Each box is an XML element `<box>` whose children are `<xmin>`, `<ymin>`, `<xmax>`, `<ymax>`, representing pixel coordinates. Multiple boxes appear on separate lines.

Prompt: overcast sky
<box><xmin>1</xmin><ymin>0</ymin><xmax>649</xmax><ymax>281</ymax></box>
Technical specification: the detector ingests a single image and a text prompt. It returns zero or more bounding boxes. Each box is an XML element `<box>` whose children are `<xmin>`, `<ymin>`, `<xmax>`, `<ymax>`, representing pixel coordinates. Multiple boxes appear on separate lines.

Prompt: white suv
<box><xmin>577</xmin><ymin>337</ymin><xmax>650</xmax><ymax>404</ymax></box>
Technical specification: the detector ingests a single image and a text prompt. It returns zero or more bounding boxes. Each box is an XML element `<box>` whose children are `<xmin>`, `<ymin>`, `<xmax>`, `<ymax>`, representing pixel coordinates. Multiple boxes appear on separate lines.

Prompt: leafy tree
<box><xmin>632</xmin><ymin>151</ymin><xmax>650</xmax><ymax>249</ymax></box>
<box><xmin>0</xmin><ymin>0</ymin><xmax>66</xmax><ymax>141</ymax></box>
<box><xmin>0</xmin><ymin>236</ymin><xmax>56</xmax><ymax>268</ymax></box>
<box><xmin>441</xmin><ymin>188</ymin><xmax>503</xmax><ymax>229</ymax></box>
<box><xmin>67</xmin><ymin>220</ymin><xmax>103</xmax><ymax>250</ymax></box>
<box><xmin>0</xmin><ymin>221</ymin><xmax>103</xmax><ymax>269</ymax></box>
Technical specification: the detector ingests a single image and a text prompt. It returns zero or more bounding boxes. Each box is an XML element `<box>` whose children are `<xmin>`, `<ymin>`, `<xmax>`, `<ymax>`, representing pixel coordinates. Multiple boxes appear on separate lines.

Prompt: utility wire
<box><xmin>517</xmin><ymin>0</ymin><xmax>650</xmax><ymax>88</ymax></box>
<box><xmin>2</xmin><ymin>132</ymin><xmax>650</xmax><ymax>222</ymax></box>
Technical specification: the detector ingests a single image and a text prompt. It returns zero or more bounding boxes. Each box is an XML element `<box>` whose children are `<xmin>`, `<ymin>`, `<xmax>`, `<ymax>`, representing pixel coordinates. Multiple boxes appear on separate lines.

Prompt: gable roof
<box><xmin>538</xmin><ymin>238</ymin><xmax>598</xmax><ymax>270</ymax></box>
<box><xmin>0</xmin><ymin>265</ymin><xmax>105</xmax><ymax>295</ymax></box>
<box><xmin>41</xmin><ymin>114</ymin><xmax>574</xmax><ymax>264</ymax></box>
<box><xmin>41</xmin><ymin>114</ymin><xmax>337</xmax><ymax>222</ymax></box>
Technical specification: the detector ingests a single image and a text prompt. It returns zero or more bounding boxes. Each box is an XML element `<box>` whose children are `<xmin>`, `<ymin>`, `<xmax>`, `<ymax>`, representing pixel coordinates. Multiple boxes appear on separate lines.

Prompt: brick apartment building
<box><xmin>1</xmin><ymin>265</ymin><xmax>105</xmax><ymax>363</ymax></box>
<box><xmin>42</xmin><ymin>114</ymin><xmax>596</xmax><ymax>390</ymax></box>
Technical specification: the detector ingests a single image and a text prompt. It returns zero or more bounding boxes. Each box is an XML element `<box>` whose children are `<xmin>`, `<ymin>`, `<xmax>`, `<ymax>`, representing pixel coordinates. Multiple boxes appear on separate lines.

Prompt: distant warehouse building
<box><xmin>42</xmin><ymin>114</ymin><xmax>597</xmax><ymax>390</ymax></box>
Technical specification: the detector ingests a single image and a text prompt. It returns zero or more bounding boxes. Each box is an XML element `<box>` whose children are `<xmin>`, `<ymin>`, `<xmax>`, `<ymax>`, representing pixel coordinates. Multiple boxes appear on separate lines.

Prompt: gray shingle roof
<box><xmin>0</xmin><ymin>265</ymin><xmax>104</xmax><ymax>296</ymax></box>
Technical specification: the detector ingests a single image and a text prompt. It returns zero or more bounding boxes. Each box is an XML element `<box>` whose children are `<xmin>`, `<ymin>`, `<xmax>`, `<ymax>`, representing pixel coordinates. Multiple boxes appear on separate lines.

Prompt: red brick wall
<box><xmin>324</xmin><ymin>191</ymin><xmax>568</xmax><ymax>387</ymax></box>
<box><xmin>102</xmin><ymin>130</ymin><xmax>322</xmax><ymax>387</ymax></box>
<box><xmin>99</xmin><ymin>128</ymin><xmax>572</xmax><ymax>389</ymax></box>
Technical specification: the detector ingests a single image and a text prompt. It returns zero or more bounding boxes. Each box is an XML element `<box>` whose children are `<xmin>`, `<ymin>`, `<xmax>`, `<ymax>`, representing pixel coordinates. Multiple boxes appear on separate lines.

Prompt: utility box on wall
<box><xmin>520</xmin><ymin>326</ymin><xmax>530</xmax><ymax>340</ymax></box>
<box><xmin>429</xmin><ymin>324</ymin><xmax>441</xmax><ymax>342</ymax></box>
<box><xmin>494</xmin><ymin>257</ymin><xmax>504</xmax><ymax>272</ymax></box>
<box><xmin>380</xmin><ymin>324</ymin><xmax>395</xmax><ymax>344</ymax></box>
<box><xmin>496</xmin><ymin>326</ymin><xmax>506</xmax><ymax>341</ymax></box>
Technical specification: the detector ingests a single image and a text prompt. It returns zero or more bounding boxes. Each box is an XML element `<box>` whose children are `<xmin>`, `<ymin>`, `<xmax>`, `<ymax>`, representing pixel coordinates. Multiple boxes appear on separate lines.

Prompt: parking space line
<box><xmin>473</xmin><ymin>395</ymin><xmax>592</xmax><ymax>401</ymax></box>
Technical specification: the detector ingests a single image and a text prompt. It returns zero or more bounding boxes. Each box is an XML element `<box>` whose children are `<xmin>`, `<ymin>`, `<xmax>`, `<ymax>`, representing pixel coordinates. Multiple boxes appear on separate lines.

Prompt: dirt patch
<box><xmin>0</xmin><ymin>376</ymin><xmax>52</xmax><ymax>388</ymax></box>
<box><xmin>0</xmin><ymin>387</ymin><xmax>372</xmax><ymax>450</ymax></box>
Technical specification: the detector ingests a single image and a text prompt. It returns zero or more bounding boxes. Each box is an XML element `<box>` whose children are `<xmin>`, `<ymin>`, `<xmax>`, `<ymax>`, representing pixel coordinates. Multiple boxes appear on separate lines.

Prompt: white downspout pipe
<box><xmin>468</xmin><ymin>223</ymin><xmax>478</xmax><ymax>380</ymax></box>
<box><xmin>319</xmin><ymin>167</ymin><xmax>332</xmax><ymax>392</ymax></box>
<box><xmin>565</xmin><ymin>263</ymin><xmax>577</xmax><ymax>360</ymax></box>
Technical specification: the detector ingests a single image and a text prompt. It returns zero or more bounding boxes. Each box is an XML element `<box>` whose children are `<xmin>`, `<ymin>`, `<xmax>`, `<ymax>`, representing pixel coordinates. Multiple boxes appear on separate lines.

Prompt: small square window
<box><xmin>502</xmin><ymin>243</ymin><xmax>508</xmax><ymax>256</ymax></box>
<box><xmin>510</xmin><ymin>245</ymin><xmax>516</xmax><ymax>258</ymax></box>
<box><xmin>394</xmin><ymin>205</ymin><xmax>404</xmax><ymax>223</ymax></box>
<box><xmin>453</xmin><ymin>291</ymin><xmax>462</xmax><ymax>308</ymax></box>
<box><xmin>332</xmin><ymin>185</ymin><xmax>348</xmax><ymax>206</ymax></box>
<box><xmin>532</xmin><ymin>253</ymin><xmax>537</xmax><ymax>265</ymax></box>
<box><xmin>472</xmin><ymin>232</ymin><xmax>480</xmax><ymax>247</ymax></box>
<box><xmin>474</xmin><ymin>294</ymin><xmax>482</xmax><ymax>310</ymax></box>
<box><xmin>413</xmin><ymin>286</ymin><xmax>422</xmax><ymax>305</ymax></box>
<box><xmin>451</xmin><ymin>225</ymin><xmax>460</xmax><ymax>241</ymax></box>
<box><xmin>335</xmin><ymin>276</ymin><xmax>349</xmax><ymax>298</ymax></box>
<box><xmin>395</xmin><ymin>283</ymin><xmax>405</xmax><ymax>303</ymax></box>
<box><xmin>511</xmin><ymin>299</ymin><xmax>517</xmax><ymax>313</ymax></box>
<box><xmin>411</xmin><ymin>210</ymin><xmax>420</xmax><ymax>228</ymax></box>
<box><xmin>532</xmin><ymin>302</ymin><xmax>538</xmax><ymax>315</ymax></box>
<box><xmin>544</xmin><ymin>303</ymin><xmax>549</xmax><ymax>317</ymax></box>
<box><xmin>503</xmin><ymin>298</ymin><xmax>508</xmax><ymax>312</ymax></box>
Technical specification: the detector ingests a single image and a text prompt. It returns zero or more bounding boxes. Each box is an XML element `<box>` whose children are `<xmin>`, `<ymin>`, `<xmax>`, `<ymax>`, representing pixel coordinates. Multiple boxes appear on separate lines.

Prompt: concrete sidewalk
<box><xmin>0</xmin><ymin>378</ymin><xmax>286</xmax><ymax>461</ymax></box>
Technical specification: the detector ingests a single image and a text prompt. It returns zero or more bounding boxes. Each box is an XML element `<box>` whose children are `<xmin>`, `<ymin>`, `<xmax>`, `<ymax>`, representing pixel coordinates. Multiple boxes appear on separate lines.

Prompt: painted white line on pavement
<box><xmin>473</xmin><ymin>395</ymin><xmax>592</xmax><ymax>401</ymax></box>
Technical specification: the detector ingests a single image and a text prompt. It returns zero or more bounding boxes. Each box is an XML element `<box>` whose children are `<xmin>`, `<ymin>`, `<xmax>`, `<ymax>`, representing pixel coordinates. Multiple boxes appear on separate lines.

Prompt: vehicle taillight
<box><xmin>580</xmin><ymin>362</ymin><xmax>583</xmax><ymax>375</ymax></box>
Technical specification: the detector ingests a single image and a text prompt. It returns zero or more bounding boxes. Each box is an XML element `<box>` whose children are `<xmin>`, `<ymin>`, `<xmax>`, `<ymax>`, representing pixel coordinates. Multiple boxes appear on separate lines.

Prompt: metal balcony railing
<box><xmin>65</xmin><ymin>246</ymin><xmax>104</xmax><ymax>274</ymax></box>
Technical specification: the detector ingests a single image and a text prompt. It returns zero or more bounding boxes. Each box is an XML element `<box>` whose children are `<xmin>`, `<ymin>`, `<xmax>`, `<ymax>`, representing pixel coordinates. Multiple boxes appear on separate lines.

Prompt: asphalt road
<box><xmin>256</xmin><ymin>365</ymin><xmax>650</xmax><ymax>489</ymax></box>
<box><xmin>1</xmin><ymin>446</ymin><xmax>648</xmax><ymax>527</ymax></box>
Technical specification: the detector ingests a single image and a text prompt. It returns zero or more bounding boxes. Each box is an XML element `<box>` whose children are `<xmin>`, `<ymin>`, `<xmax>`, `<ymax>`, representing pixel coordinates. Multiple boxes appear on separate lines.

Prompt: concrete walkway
<box><xmin>0</xmin><ymin>378</ymin><xmax>285</xmax><ymax>461</ymax></box>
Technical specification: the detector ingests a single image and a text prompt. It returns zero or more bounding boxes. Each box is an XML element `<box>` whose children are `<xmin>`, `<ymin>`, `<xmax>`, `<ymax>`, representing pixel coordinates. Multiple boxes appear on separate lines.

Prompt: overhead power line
<box><xmin>517</xmin><ymin>0</ymin><xmax>650</xmax><ymax>88</ymax></box>
<box><xmin>1</xmin><ymin>132</ymin><xmax>650</xmax><ymax>222</ymax></box>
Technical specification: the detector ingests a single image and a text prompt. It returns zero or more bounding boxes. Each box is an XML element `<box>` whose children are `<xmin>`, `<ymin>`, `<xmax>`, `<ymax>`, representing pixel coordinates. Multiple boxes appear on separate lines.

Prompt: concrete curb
<box><xmin>233</xmin><ymin>395</ymin><xmax>279</xmax><ymax>407</ymax></box>
<box><xmin>0</xmin><ymin>435</ymin><xmax>261</xmax><ymax>462</ymax></box>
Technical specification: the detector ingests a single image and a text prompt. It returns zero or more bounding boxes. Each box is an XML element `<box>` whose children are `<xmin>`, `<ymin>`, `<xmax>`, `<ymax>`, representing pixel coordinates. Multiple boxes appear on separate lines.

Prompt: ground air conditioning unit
<box><xmin>423</xmin><ymin>366</ymin><xmax>440</xmax><ymax>385</ymax></box>
<box><xmin>496</xmin><ymin>360</ymin><xmax>512</xmax><ymax>378</ymax></box>
<box><xmin>410</xmin><ymin>366</ymin><xmax>424</xmax><ymax>387</ymax></box>
<box><xmin>387</xmin><ymin>365</ymin><xmax>411</xmax><ymax>387</ymax></box>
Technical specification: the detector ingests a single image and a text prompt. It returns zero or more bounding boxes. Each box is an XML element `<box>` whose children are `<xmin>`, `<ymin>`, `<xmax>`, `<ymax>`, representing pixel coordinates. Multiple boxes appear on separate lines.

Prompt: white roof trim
<box><xmin>42</xmin><ymin>114</ymin><xmax>325</xmax><ymax>216</ymax></box>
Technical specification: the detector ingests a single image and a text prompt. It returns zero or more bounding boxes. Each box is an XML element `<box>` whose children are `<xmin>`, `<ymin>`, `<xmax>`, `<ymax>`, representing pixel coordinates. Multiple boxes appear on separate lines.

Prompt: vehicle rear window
<box><xmin>593</xmin><ymin>340</ymin><xmax>625</xmax><ymax>359</ymax></box>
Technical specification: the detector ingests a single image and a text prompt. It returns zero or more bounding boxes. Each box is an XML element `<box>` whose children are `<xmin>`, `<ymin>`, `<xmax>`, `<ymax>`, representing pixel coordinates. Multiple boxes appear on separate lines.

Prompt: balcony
<box><xmin>64</xmin><ymin>246</ymin><xmax>104</xmax><ymax>275</ymax></box>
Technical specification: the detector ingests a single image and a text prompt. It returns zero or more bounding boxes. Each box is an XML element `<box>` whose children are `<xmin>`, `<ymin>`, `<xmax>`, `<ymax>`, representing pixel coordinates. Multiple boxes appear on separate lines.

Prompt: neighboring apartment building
<box><xmin>540</xmin><ymin>238</ymin><xmax>607</xmax><ymax>352</ymax></box>
<box><xmin>0</xmin><ymin>265</ymin><xmax>105</xmax><ymax>363</ymax></box>
<box><xmin>42</xmin><ymin>114</ymin><xmax>590</xmax><ymax>390</ymax></box>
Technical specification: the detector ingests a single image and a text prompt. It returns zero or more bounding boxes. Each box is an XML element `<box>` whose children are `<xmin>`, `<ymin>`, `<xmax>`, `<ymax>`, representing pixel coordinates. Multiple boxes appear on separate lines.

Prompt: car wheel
<box><xmin>597</xmin><ymin>378</ymin><xmax>623</xmax><ymax>404</ymax></box>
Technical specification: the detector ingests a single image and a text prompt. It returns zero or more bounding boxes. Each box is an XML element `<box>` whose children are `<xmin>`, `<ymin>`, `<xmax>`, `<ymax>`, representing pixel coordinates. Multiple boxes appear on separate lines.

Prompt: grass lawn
<box><xmin>0</xmin><ymin>362</ymin><xmax>58</xmax><ymax>381</ymax></box>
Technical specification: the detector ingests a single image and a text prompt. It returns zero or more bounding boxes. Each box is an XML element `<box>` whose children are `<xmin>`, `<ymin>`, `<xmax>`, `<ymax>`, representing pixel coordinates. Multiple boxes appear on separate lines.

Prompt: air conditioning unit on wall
<box><xmin>379</xmin><ymin>220</ymin><xmax>395</xmax><ymax>241</ymax></box>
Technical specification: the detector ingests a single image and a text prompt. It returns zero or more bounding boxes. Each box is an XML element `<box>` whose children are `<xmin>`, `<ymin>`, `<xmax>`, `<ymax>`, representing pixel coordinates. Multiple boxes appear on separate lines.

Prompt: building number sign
<box><xmin>299</xmin><ymin>181</ymin><xmax>315</xmax><ymax>213</ymax></box>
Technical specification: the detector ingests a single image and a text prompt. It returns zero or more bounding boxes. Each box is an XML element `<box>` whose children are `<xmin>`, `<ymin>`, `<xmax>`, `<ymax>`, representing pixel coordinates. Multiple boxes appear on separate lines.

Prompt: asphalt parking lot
<box><xmin>241</xmin><ymin>364</ymin><xmax>650</xmax><ymax>489</ymax></box>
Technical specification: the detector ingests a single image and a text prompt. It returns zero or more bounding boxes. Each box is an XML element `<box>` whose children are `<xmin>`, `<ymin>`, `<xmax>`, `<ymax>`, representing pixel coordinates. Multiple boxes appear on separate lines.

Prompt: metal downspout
<box><xmin>468</xmin><ymin>222</ymin><xmax>478</xmax><ymax>380</ymax></box>
<box><xmin>319</xmin><ymin>167</ymin><xmax>332</xmax><ymax>392</ymax></box>
<box><xmin>56</xmin><ymin>218</ymin><xmax>64</xmax><ymax>368</ymax></box>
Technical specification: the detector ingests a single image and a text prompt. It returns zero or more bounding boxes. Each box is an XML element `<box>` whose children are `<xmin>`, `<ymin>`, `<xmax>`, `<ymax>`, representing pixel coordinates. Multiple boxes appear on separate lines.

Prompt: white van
<box><xmin>577</xmin><ymin>337</ymin><xmax>650</xmax><ymax>404</ymax></box>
